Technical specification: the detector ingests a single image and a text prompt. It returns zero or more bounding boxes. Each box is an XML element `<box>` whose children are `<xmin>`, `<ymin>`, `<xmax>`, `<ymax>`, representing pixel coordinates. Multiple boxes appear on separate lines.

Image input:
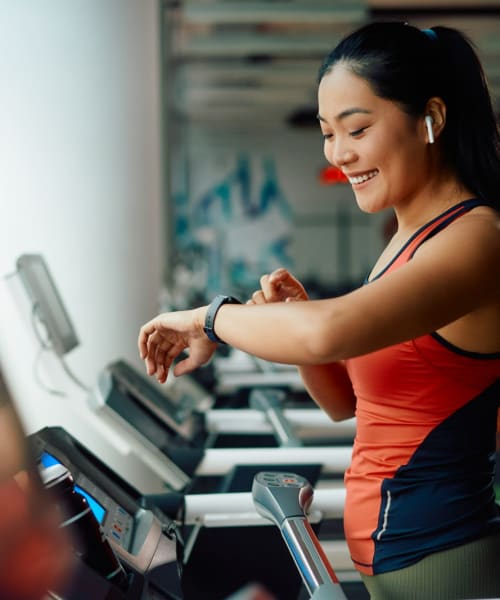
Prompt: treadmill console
<box><xmin>41</xmin><ymin>450</ymin><xmax>135</xmax><ymax>553</ymax></box>
<box><xmin>29</xmin><ymin>426</ymin><xmax>183</xmax><ymax>600</ymax></box>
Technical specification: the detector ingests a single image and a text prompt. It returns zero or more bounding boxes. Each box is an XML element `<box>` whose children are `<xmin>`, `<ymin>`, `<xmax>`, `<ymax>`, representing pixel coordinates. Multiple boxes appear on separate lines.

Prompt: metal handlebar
<box><xmin>252</xmin><ymin>471</ymin><xmax>348</xmax><ymax>600</ymax></box>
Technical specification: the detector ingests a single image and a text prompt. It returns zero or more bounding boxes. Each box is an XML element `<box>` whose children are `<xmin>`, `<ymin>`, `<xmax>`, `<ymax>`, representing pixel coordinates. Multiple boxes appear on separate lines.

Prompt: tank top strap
<box><xmin>388</xmin><ymin>199</ymin><xmax>488</xmax><ymax>273</ymax></box>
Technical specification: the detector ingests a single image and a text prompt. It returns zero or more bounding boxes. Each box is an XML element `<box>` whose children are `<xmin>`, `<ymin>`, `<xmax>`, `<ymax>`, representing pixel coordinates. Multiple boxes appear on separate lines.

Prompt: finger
<box><xmin>260</xmin><ymin>273</ymin><xmax>280</xmax><ymax>301</ymax></box>
<box><xmin>173</xmin><ymin>350</ymin><xmax>208</xmax><ymax>377</ymax></box>
<box><xmin>259</xmin><ymin>274</ymin><xmax>271</xmax><ymax>297</ymax></box>
<box><xmin>138</xmin><ymin>322</ymin><xmax>154</xmax><ymax>359</ymax></box>
<box><xmin>270</xmin><ymin>269</ymin><xmax>308</xmax><ymax>300</ymax></box>
<box><xmin>145</xmin><ymin>329</ymin><xmax>165</xmax><ymax>375</ymax></box>
<box><xmin>139</xmin><ymin>316</ymin><xmax>167</xmax><ymax>359</ymax></box>
<box><xmin>156</xmin><ymin>361</ymin><xmax>166</xmax><ymax>383</ymax></box>
<box><xmin>155</xmin><ymin>343</ymin><xmax>169</xmax><ymax>382</ymax></box>
<box><xmin>154</xmin><ymin>333</ymin><xmax>178</xmax><ymax>366</ymax></box>
<box><xmin>155</xmin><ymin>337</ymin><xmax>185</xmax><ymax>383</ymax></box>
<box><xmin>251</xmin><ymin>290</ymin><xmax>266</xmax><ymax>304</ymax></box>
<box><xmin>268</xmin><ymin>268</ymin><xmax>296</xmax><ymax>299</ymax></box>
<box><xmin>268</xmin><ymin>267</ymin><xmax>288</xmax><ymax>281</ymax></box>
<box><xmin>269</xmin><ymin>272</ymin><xmax>296</xmax><ymax>295</ymax></box>
<box><xmin>145</xmin><ymin>353</ymin><xmax>157</xmax><ymax>377</ymax></box>
<box><xmin>155</xmin><ymin>342</ymin><xmax>166</xmax><ymax>367</ymax></box>
<box><xmin>268</xmin><ymin>267</ymin><xmax>291</xmax><ymax>284</ymax></box>
<box><xmin>173</xmin><ymin>356</ymin><xmax>194</xmax><ymax>377</ymax></box>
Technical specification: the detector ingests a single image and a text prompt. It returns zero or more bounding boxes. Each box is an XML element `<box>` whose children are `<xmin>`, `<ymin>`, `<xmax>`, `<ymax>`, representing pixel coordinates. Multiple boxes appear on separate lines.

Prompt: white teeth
<box><xmin>348</xmin><ymin>170</ymin><xmax>378</xmax><ymax>185</ymax></box>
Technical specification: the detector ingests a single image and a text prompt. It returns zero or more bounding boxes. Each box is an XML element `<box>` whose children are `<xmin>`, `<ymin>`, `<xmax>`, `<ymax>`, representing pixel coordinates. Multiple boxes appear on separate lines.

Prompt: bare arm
<box><xmin>211</xmin><ymin>215</ymin><xmax>500</xmax><ymax>360</ymax></box>
<box><xmin>139</xmin><ymin>214</ymin><xmax>500</xmax><ymax>384</ymax></box>
<box><xmin>249</xmin><ymin>269</ymin><xmax>356</xmax><ymax>421</ymax></box>
<box><xmin>297</xmin><ymin>362</ymin><xmax>356</xmax><ymax>421</ymax></box>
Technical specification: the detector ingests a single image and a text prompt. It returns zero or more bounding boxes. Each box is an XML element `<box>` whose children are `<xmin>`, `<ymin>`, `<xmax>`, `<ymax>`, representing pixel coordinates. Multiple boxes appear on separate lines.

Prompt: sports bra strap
<box><xmin>409</xmin><ymin>198</ymin><xmax>487</xmax><ymax>256</ymax></box>
<box><xmin>386</xmin><ymin>199</ymin><xmax>488</xmax><ymax>275</ymax></box>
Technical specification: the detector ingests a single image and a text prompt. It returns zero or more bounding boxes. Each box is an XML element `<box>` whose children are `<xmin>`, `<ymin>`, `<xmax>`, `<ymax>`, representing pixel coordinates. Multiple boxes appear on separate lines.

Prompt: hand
<box><xmin>138</xmin><ymin>307</ymin><xmax>217</xmax><ymax>382</ymax></box>
<box><xmin>248</xmin><ymin>268</ymin><xmax>309</xmax><ymax>305</ymax></box>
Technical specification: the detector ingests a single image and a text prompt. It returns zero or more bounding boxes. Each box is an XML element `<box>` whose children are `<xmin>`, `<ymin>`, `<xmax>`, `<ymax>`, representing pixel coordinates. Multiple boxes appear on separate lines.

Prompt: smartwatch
<box><xmin>204</xmin><ymin>294</ymin><xmax>242</xmax><ymax>343</ymax></box>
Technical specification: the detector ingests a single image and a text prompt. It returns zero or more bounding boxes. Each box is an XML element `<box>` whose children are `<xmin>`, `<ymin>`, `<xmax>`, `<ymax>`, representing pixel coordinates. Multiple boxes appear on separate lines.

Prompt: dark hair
<box><xmin>319</xmin><ymin>21</ymin><xmax>500</xmax><ymax>208</ymax></box>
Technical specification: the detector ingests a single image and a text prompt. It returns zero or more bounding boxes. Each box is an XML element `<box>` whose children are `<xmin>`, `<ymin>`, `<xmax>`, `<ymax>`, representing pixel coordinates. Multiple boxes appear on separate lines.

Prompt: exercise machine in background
<box><xmin>11</xmin><ymin>253</ymin><xmax>364</xmax><ymax>596</ymax></box>
<box><xmin>92</xmin><ymin>358</ymin><xmax>355</xmax><ymax>493</ymax></box>
<box><xmin>30</xmin><ymin>426</ymin><xmax>366</xmax><ymax>600</ymax></box>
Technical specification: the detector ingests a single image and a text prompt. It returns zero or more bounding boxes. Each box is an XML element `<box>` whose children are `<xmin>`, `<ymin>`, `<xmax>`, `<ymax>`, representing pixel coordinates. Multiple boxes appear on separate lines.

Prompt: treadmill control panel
<box><xmin>29</xmin><ymin>427</ymin><xmax>183</xmax><ymax>600</ymax></box>
<box><xmin>40</xmin><ymin>450</ymin><xmax>135</xmax><ymax>552</ymax></box>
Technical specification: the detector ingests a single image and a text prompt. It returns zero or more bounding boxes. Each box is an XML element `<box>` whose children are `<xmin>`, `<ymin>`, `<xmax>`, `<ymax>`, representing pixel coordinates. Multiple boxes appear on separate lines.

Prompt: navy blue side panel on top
<box><xmin>372</xmin><ymin>381</ymin><xmax>500</xmax><ymax>574</ymax></box>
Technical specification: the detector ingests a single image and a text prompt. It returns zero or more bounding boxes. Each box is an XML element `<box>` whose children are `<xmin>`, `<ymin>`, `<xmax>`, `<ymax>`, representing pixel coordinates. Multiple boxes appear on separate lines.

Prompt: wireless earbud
<box><xmin>425</xmin><ymin>115</ymin><xmax>435</xmax><ymax>144</ymax></box>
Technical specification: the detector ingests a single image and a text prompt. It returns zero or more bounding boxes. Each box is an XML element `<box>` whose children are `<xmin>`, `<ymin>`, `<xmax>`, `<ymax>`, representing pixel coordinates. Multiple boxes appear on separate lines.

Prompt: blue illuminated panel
<box><xmin>40</xmin><ymin>451</ymin><xmax>62</xmax><ymax>468</ymax></box>
<box><xmin>39</xmin><ymin>451</ymin><xmax>107</xmax><ymax>525</ymax></box>
<box><xmin>74</xmin><ymin>485</ymin><xmax>107</xmax><ymax>524</ymax></box>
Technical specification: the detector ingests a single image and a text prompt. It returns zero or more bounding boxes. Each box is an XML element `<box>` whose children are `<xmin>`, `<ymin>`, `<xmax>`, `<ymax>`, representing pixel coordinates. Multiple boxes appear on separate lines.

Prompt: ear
<box><xmin>423</xmin><ymin>97</ymin><xmax>446</xmax><ymax>143</ymax></box>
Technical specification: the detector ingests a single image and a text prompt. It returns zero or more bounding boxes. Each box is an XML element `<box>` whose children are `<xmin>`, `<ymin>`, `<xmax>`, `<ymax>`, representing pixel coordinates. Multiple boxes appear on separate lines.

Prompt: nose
<box><xmin>329</xmin><ymin>140</ymin><xmax>356</xmax><ymax>169</ymax></box>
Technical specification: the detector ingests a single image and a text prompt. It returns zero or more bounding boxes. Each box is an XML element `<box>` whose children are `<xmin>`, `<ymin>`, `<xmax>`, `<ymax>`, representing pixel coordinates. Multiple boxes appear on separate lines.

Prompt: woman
<box><xmin>138</xmin><ymin>22</ymin><xmax>500</xmax><ymax>599</ymax></box>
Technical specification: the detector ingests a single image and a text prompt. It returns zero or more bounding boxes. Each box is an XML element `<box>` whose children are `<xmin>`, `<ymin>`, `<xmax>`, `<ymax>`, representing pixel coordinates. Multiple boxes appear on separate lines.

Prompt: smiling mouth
<box><xmin>348</xmin><ymin>170</ymin><xmax>379</xmax><ymax>185</ymax></box>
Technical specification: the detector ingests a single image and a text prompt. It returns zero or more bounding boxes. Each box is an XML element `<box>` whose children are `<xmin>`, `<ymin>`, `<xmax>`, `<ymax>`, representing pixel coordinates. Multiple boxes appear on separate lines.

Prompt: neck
<box><xmin>394</xmin><ymin>176</ymin><xmax>472</xmax><ymax>235</ymax></box>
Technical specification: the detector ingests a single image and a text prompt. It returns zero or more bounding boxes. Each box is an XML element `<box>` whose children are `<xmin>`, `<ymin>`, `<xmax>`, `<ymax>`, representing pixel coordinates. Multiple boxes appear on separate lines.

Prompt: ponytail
<box><xmin>431</xmin><ymin>26</ymin><xmax>500</xmax><ymax>207</ymax></box>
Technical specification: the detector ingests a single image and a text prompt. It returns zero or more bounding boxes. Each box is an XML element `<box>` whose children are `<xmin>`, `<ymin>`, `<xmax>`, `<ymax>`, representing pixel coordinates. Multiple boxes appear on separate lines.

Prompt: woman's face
<box><xmin>318</xmin><ymin>65</ymin><xmax>429</xmax><ymax>214</ymax></box>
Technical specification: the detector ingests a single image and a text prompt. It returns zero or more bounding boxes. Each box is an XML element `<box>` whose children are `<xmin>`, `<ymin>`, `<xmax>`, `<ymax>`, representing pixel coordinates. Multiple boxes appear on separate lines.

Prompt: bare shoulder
<box><xmin>417</xmin><ymin>206</ymin><xmax>500</xmax><ymax>352</ymax></box>
<box><xmin>320</xmin><ymin>205</ymin><xmax>499</xmax><ymax>359</ymax></box>
<box><xmin>415</xmin><ymin>205</ymin><xmax>500</xmax><ymax>278</ymax></box>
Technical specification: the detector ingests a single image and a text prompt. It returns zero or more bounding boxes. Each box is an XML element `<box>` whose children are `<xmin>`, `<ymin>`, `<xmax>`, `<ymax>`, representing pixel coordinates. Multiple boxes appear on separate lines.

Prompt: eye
<box><xmin>350</xmin><ymin>127</ymin><xmax>366</xmax><ymax>138</ymax></box>
<box><xmin>322</xmin><ymin>132</ymin><xmax>333</xmax><ymax>140</ymax></box>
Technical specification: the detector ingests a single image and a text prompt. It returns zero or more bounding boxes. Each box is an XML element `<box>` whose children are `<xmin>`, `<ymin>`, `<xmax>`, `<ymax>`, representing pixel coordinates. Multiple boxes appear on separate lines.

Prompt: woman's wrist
<box><xmin>202</xmin><ymin>295</ymin><xmax>242</xmax><ymax>343</ymax></box>
<box><xmin>195</xmin><ymin>305</ymin><xmax>208</xmax><ymax>336</ymax></box>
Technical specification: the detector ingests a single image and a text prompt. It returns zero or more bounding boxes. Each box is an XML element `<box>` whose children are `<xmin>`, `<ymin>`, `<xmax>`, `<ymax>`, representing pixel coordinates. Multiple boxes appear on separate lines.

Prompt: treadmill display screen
<box><xmin>40</xmin><ymin>451</ymin><xmax>107</xmax><ymax>524</ymax></box>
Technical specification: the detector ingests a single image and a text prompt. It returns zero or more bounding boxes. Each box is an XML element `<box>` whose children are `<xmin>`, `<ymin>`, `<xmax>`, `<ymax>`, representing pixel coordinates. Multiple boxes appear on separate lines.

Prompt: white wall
<box><xmin>0</xmin><ymin>0</ymin><xmax>165</xmax><ymax>477</ymax></box>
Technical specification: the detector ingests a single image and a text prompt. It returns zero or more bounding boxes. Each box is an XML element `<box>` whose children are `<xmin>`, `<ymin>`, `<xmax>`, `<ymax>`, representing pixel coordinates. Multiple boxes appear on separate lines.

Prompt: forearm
<box><xmin>207</xmin><ymin>300</ymin><xmax>349</xmax><ymax>365</ymax></box>
<box><xmin>206</xmin><ymin>301</ymin><xmax>357</xmax><ymax>419</ymax></box>
<box><xmin>297</xmin><ymin>362</ymin><xmax>356</xmax><ymax>422</ymax></box>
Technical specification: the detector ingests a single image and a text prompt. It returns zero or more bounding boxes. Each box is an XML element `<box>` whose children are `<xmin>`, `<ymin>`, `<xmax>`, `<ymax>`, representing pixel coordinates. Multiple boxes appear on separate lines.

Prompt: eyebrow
<box><xmin>317</xmin><ymin>107</ymin><xmax>372</xmax><ymax>122</ymax></box>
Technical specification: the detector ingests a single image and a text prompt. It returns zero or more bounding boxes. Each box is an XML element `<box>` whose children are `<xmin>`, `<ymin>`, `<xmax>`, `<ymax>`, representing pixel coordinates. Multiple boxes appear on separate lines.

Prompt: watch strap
<box><xmin>204</xmin><ymin>294</ymin><xmax>242</xmax><ymax>344</ymax></box>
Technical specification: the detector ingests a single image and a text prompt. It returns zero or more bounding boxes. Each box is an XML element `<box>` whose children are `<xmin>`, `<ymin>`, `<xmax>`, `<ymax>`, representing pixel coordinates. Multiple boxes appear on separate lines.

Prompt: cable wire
<box><xmin>30</xmin><ymin>302</ymin><xmax>90</xmax><ymax>394</ymax></box>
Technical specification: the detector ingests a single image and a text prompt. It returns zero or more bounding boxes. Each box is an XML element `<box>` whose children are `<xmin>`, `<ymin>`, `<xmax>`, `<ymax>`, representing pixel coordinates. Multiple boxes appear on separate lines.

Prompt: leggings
<box><xmin>360</xmin><ymin>532</ymin><xmax>500</xmax><ymax>600</ymax></box>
